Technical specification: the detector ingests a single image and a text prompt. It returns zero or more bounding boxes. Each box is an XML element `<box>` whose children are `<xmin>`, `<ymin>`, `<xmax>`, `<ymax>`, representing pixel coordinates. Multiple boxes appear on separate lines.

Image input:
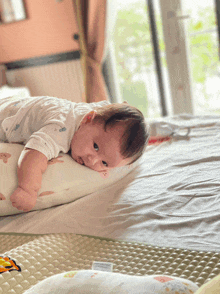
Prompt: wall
<box><xmin>0</xmin><ymin>0</ymin><xmax>80</xmax><ymax>63</ymax></box>
<box><xmin>0</xmin><ymin>0</ymin><xmax>84</xmax><ymax>102</ymax></box>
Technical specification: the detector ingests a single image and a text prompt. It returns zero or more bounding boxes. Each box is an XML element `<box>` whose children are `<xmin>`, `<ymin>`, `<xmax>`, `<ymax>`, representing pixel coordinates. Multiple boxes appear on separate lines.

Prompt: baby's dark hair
<box><xmin>93</xmin><ymin>103</ymin><xmax>149</xmax><ymax>163</ymax></box>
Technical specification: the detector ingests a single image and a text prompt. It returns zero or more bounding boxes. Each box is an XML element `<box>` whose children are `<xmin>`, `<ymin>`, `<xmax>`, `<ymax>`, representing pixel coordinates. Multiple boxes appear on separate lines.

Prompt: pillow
<box><xmin>0</xmin><ymin>85</ymin><xmax>30</xmax><ymax>99</ymax></box>
<box><xmin>24</xmin><ymin>270</ymin><xmax>199</xmax><ymax>294</ymax></box>
<box><xmin>0</xmin><ymin>143</ymin><xmax>136</xmax><ymax>216</ymax></box>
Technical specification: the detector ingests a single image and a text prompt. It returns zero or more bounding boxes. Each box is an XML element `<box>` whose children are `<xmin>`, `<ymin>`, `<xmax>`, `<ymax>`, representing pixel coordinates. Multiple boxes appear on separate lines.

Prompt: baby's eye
<box><xmin>102</xmin><ymin>161</ymin><xmax>108</xmax><ymax>167</ymax></box>
<box><xmin>94</xmin><ymin>143</ymin><xmax>99</xmax><ymax>151</ymax></box>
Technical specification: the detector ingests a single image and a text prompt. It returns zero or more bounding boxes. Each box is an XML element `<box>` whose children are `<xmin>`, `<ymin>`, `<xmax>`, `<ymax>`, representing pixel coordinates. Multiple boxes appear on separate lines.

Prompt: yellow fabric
<box><xmin>74</xmin><ymin>0</ymin><xmax>87</xmax><ymax>102</ymax></box>
<box><xmin>75</xmin><ymin>0</ymin><xmax>109</xmax><ymax>103</ymax></box>
<box><xmin>195</xmin><ymin>274</ymin><xmax>220</xmax><ymax>294</ymax></box>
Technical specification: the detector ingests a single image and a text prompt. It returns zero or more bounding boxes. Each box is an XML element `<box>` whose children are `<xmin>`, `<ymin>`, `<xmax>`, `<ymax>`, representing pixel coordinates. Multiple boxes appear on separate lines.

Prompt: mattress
<box><xmin>1</xmin><ymin>233</ymin><xmax>220</xmax><ymax>293</ymax></box>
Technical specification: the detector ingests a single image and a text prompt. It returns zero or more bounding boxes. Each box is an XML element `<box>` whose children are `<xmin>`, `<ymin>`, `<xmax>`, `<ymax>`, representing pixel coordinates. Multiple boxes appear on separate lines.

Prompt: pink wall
<box><xmin>0</xmin><ymin>0</ymin><xmax>80</xmax><ymax>63</ymax></box>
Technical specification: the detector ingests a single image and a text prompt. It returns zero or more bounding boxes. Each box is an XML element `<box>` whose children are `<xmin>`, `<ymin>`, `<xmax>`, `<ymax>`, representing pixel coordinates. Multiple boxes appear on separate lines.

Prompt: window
<box><xmin>182</xmin><ymin>0</ymin><xmax>219</xmax><ymax>114</ymax></box>
<box><xmin>113</xmin><ymin>0</ymin><xmax>163</xmax><ymax>117</ymax></box>
<box><xmin>113</xmin><ymin>0</ymin><xmax>220</xmax><ymax>116</ymax></box>
<box><xmin>0</xmin><ymin>0</ymin><xmax>27</xmax><ymax>24</ymax></box>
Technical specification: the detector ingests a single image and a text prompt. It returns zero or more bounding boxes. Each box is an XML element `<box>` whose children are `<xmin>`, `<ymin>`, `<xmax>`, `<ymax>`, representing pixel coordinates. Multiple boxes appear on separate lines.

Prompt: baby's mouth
<box><xmin>77</xmin><ymin>157</ymin><xmax>85</xmax><ymax>166</ymax></box>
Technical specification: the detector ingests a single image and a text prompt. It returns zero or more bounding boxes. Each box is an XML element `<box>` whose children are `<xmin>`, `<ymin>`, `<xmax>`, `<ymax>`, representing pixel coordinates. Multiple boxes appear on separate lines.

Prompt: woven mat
<box><xmin>0</xmin><ymin>233</ymin><xmax>220</xmax><ymax>293</ymax></box>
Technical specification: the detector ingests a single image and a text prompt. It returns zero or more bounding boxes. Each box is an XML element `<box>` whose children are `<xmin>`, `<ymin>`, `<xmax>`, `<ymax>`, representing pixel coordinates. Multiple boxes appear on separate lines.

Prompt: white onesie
<box><xmin>0</xmin><ymin>96</ymin><xmax>109</xmax><ymax>160</ymax></box>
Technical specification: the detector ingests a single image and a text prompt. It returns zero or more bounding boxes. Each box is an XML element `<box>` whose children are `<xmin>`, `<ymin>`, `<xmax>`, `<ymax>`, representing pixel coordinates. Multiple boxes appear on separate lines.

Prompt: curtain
<box><xmin>75</xmin><ymin>0</ymin><xmax>114</xmax><ymax>103</ymax></box>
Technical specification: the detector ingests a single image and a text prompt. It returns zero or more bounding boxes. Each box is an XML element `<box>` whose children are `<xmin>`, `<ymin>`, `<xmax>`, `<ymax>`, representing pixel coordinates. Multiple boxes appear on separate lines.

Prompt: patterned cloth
<box><xmin>24</xmin><ymin>270</ymin><xmax>199</xmax><ymax>294</ymax></box>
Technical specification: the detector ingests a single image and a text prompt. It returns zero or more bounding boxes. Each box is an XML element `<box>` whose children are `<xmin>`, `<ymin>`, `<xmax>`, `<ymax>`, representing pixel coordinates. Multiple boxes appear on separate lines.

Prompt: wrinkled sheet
<box><xmin>1</xmin><ymin>114</ymin><xmax>220</xmax><ymax>252</ymax></box>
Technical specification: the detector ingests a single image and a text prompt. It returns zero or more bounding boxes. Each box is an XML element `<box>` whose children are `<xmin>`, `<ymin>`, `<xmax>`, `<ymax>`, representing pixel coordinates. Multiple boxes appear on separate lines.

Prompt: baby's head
<box><xmin>70</xmin><ymin>102</ymin><xmax>149</xmax><ymax>178</ymax></box>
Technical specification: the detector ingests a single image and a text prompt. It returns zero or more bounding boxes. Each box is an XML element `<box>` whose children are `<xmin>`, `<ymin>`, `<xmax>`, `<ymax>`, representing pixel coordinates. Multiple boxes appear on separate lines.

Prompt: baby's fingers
<box><xmin>11</xmin><ymin>199</ymin><xmax>34</xmax><ymax>212</ymax></box>
<box><xmin>11</xmin><ymin>202</ymin><xmax>24</xmax><ymax>211</ymax></box>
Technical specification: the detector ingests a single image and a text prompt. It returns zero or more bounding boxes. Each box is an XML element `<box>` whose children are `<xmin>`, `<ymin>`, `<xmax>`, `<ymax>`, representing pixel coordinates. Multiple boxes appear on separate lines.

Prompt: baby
<box><xmin>0</xmin><ymin>96</ymin><xmax>148</xmax><ymax>212</ymax></box>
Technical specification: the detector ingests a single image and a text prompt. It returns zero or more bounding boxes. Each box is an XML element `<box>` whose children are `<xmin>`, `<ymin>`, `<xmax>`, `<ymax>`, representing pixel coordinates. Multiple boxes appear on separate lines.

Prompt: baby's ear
<box><xmin>81</xmin><ymin>110</ymin><xmax>97</xmax><ymax>124</ymax></box>
<box><xmin>123</xmin><ymin>100</ymin><xmax>129</xmax><ymax>104</ymax></box>
<box><xmin>99</xmin><ymin>171</ymin><xmax>109</xmax><ymax>179</ymax></box>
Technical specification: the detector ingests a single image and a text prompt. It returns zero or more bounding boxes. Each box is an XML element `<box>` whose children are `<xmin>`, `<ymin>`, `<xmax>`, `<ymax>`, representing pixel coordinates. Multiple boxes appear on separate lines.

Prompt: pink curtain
<box><xmin>75</xmin><ymin>0</ymin><xmax>109</xmax><ymax>103</ymax></box>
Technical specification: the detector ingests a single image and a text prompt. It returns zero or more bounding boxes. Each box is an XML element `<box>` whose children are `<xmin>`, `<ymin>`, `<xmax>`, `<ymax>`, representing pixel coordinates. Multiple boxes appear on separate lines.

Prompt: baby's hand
<box><xmin>10</xmin><ymin>187</ymin><xmax>37</xmax><ymax>212</ymax></box>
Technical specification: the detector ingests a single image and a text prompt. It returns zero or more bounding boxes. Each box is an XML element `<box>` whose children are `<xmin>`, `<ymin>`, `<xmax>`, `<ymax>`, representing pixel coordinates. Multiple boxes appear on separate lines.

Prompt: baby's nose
<box><xmin>88</xmin><ymin>154</ymin><xmax>99</xmax><ymax>166</ymax></box>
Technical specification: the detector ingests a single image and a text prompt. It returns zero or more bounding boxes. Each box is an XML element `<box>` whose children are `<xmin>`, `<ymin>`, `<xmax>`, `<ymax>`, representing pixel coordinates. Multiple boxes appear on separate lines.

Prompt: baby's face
<box><xmin>70</xmin><ymin>111</ymin><xmax>131</xmax><ymax>178</ymax></box>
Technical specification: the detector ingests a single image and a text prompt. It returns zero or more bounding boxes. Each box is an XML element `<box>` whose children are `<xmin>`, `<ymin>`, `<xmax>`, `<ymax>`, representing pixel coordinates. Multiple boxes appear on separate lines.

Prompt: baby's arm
<box><xmin>10</xmin><ymin>148</ymin><xmax>48</xmax><ymax>212</ymax></box>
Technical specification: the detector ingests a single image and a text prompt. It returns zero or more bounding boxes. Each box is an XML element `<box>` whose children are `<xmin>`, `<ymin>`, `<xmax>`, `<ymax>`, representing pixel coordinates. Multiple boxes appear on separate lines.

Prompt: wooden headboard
<box><xmin>0</xmin><ymin>65</ymin><xmax>7</xmax><ymax>87</ymax></box>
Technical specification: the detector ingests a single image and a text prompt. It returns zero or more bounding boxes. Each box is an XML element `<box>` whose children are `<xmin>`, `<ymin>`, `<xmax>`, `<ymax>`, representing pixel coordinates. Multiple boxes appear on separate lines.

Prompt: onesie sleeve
<box><xmin>24</xmin><ymin>123</ymin><xmax>72</xmax><ymax>160</ymax></box>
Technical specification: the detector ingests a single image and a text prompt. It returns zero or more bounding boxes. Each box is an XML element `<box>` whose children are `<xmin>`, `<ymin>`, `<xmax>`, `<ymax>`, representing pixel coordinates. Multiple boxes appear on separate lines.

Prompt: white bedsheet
<box><xmin>1</xmin><ymin>114</ymin><xmax>220</xmax><ymax>252</ymax></box>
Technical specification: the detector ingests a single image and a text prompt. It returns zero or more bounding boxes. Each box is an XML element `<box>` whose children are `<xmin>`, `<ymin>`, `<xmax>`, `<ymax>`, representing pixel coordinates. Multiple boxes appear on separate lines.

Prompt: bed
<box><xmin>0</xmin><ymin>86</ymin><xmax>219</xmax><ymax>252</ymax></box>
<box><xmin>0</xmin><ymin>85</ymin><xmax>220</xmax><ymax>293</ymax></box>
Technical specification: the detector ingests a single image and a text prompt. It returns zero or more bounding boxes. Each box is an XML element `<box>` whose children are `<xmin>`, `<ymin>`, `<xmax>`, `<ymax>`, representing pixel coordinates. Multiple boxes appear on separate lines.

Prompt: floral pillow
<box><xmin>24</xmin><ymin>270</ymin><xmax>199</xmax><ymax>294</ymax></box>
<box><xmin>0</xmin><ymin>143</ymin><xmax>136</xmax><ymax>216</ymax></box>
